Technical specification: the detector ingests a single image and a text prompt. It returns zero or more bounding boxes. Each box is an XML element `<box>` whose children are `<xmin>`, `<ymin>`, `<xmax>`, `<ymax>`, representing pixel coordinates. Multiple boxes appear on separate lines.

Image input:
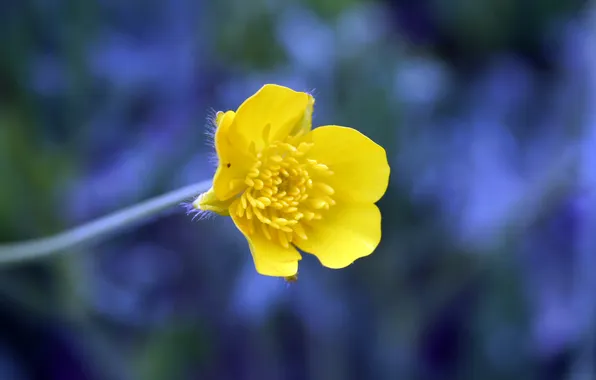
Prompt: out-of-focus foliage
<box><xmin>1</xmin><ymin>0</ymin><xmax>595</xmax><ymax>379</ymax></box>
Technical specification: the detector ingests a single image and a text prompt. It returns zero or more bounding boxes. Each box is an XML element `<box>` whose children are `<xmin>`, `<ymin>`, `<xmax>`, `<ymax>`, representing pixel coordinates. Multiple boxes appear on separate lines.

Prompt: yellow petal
<box><xmin>296</xmin><ymin>203</ymin><xmax>381</xmax><ymax>269</ymax></box>
<box><xmin>230</xmin><ymin>84</ymin><xmax>314</xmax><ymax>152</ymax></box>
<box><xmin>289</xmin><ymin>93</ymin><xmax>315</xmax><ymax>138</ymax></box>
<box><xmin>192</xmin><ymin>186</ymin><xmax>233</xmax><ymax>216</ymax></box>
<box><xmin>247</xmin><ymin>239</ymin><xmax>301</xmax><ymax>277</ymax></box>
<box><xmin>213</xmin><ymin>110</ymin><xmax>236</xmax><ymax>161</ymax></box>
<box><xmin>212</xmin><ymin>110</ymin><xmax>255</xmax><ymax>201</ymax></box>
<box><xmin>307</xmin><ymin>126</ymin><xmax>390</xmax><ymax>203</ymax></box>
<box><xmin>230</xmin><ymin>198</ymin><xmax>302</xmax><ymax>277</ymax></box>
<box><xmin>212</xmin><ymin>156</ymin><xmax>253</xmax><ymax>201</ymax></box>
<box><xmin>214</xmin><ymin>110</ymin><xmax>235</xmax><ymax>136</ymax></box>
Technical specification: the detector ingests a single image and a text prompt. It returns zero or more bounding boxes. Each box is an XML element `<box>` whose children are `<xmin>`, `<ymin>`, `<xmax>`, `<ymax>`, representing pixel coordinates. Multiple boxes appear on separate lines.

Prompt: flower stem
<box><xmin>0</xmin><ymin>180</ymin><xmax>211</xmax><ymax>266</ymax></box>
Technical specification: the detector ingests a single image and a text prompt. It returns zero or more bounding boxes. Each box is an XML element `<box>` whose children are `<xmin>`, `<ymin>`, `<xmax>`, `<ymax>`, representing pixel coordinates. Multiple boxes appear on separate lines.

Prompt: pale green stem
<box><xmin>0</xmin><ymin>180</ymin><xmax>211</xmax><ymax>266</ymax></box>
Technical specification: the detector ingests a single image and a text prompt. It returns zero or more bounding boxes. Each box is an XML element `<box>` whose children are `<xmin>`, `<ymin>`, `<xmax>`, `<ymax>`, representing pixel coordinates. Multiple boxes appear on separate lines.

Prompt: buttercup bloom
<box><xmin>193</xmin><ymin>84</ymin><xmax>390</xmax><ymax>278</ymax></box>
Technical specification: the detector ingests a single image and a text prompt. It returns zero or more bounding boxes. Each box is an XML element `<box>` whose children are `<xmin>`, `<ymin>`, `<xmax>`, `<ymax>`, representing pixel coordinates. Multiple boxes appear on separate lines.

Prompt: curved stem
<box><xmin>0</xmin><ymin>180</ymin><xmax>211</xmax><ymax>266</ymax></box>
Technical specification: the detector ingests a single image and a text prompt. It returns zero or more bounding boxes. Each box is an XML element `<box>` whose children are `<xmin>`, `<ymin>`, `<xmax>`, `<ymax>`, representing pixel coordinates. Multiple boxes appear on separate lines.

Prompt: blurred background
<box><xmin>1</xmin><ymin>0</ymin><xmax>596</xmax><ymax>379</ymax></box>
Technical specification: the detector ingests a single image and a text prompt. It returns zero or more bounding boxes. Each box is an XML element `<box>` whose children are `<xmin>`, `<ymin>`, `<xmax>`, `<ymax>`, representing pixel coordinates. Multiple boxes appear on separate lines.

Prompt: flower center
<box><xmin>232</xmin><ymin>139</ymin><xmax>336</xmax><ymax>248</ymax></box>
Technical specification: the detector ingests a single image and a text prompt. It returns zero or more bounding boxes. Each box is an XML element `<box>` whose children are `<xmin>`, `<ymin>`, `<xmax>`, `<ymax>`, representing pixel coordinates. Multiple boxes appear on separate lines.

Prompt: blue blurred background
<box><xmin>1</xmin><ymin>0</ymin><xmax>596</xmax><ymax>379</ymax></box>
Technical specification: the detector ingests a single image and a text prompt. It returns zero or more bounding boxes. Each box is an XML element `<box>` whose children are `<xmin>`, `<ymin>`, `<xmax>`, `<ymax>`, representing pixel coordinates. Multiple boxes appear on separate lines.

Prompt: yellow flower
<box><xmin>193</xmin><ymin>84</ymin><xmax>390</xmax><ymax>278</ymax></box>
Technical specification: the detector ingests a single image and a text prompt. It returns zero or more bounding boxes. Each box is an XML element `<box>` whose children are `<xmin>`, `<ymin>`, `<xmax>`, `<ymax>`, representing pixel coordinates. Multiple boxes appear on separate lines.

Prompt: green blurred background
<box><xmin>1</xmin><ymin>0</ymin><xmax>595</xmax><ymax>379</ymax></box>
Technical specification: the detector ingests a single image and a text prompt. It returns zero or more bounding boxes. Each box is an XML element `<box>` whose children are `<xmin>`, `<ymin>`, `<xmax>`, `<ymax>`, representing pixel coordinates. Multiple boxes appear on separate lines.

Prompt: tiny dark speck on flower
<box><xmin>285</xmin><ymin>274</ymin><xmax>298</xmax><ymax>283</ymax></box>
<box><xmin>227</xmin><ymin>163</ymin><xmax>231</xmax><ymax>168</ymax></box>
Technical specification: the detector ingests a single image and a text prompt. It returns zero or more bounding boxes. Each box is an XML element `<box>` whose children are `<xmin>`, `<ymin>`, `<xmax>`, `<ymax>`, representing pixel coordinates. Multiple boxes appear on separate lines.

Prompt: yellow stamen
<box><xmin>233</xmin><ymin>138</ymin><xmax>335</xmax><ymax>246</ymax></box>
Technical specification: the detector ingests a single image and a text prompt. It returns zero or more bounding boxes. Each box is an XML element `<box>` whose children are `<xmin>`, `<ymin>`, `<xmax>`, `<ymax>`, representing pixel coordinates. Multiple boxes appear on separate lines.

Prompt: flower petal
<box><xmin>247</xmin><ymin>238</ymin><xmax>301</xmax><ymax>277</ymax></box>
<box><xmin>230</xmin><ymin>84</ymin><xmax>314</xmax><ymax>152</ymax></box>
<box><xmin>307</xmin><ymin>126</ymin><xmax>390</xmax><ymax>203</ymax></box>
<box><xmin>296</xmin><ymin>203</ymin><xmax>381</xmax><ymax>269</ymax></box>
<box><xmin>289</xmin><ymin>93</ymin><xmax>315</xmax><ymax>138</ymax></box>
<box><xmin>212</xmin><ymin>110</ymin><xmax>255</xmax><ymax>201</ymax></box>
<box><xmin>230</xmin><ymin>198</ymin><xmax>302</xmax><ymax>277</ymax></box>
<box><xmin>213</xmin><ymin>110</ymin><xmax>237</xmax><ymax>162</ymax></box>
<box><xmin>214</xmin><ymin>110</ymin><xmax>235</xmax><ymax>138</ymax></box>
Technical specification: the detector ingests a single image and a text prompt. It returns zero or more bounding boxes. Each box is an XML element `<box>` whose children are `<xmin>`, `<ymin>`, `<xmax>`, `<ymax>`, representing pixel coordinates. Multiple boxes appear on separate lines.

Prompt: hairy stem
<box><xmin>0</xmin><ymin>180</ymin><xmax>211</xmax><ymax>266</ymax></box>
